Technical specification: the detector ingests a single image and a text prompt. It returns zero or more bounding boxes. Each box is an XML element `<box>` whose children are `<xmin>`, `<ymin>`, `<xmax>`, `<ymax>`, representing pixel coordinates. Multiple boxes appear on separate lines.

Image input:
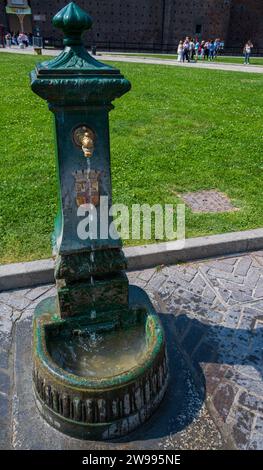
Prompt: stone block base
<box><xmin>57</xmin><ymin>272</ymin><xmax>129</xmax><ymax>318</ymax></box>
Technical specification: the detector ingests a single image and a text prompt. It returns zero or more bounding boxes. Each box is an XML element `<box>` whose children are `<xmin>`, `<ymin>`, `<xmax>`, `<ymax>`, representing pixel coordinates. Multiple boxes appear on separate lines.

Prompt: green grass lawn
<box><xmin>106</xmin><ymin>52</ymin><xmax>263</xmax><ymax>66</ymax></box>
<box><xmin>1</xmin><ymin>52</ymin><xmax>263</xmax><ymax>264</ymax></box>
<box><xmin>216</xmin><ymin>56</ymin><xmax>263</xmax><ymax>66</ymax></box>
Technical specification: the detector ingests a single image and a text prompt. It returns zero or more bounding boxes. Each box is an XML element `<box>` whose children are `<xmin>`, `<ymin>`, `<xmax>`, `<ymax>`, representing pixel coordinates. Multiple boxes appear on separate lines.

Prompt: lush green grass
<box><xmin>217</xmin><ymin>56</ymin><xmax>263</xmax><ymax>66</ymax></box>
<box><xmin>1</xmin><ymin>52</ymin><xmax>263</xmax><ymax>264</ymax></box>
<box><xmin>106</xmin><ymin>52</ymin><xmax>263</xmax><ymax>66</ymax></box>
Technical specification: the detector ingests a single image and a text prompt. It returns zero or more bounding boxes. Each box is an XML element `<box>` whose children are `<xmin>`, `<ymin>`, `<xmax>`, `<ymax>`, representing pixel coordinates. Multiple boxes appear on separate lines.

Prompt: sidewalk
<box><xmin>0</xmin><ymin>250</ymin><xmax>262</xmax><ymax>449</ymax></box>
<box><xmin>1</xmin><ymin>46</ymin><xmax>263</xmax><ymax>74</ymax></box>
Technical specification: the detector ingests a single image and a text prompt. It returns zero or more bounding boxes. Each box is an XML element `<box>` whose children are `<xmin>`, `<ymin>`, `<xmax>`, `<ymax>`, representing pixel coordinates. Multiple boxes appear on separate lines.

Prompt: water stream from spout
<box><xmin>86</xmin><ymin>157</ymin><xmax>97</xmax><ymax>320</ymax></box>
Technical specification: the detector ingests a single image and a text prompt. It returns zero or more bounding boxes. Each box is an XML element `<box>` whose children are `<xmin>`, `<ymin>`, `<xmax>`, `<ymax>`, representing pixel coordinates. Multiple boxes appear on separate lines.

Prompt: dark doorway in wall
<box><xmin>195</xmin><ymin>24</ymin><xmax>202</xmax><ymax>34</ymax></box>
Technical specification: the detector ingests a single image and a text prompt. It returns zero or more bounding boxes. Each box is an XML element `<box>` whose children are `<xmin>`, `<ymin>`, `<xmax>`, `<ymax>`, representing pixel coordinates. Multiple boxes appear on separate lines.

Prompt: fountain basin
<box><xmin>33</xmin><ymin>286</ymin><xmax>169</xmax><ymax>440</ymax></box>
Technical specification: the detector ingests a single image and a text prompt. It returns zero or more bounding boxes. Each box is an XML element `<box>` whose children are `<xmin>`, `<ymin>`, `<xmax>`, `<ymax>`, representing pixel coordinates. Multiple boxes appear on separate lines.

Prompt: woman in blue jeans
<box><xmin>243</xmin><ymin>40</ymin><xmax>253</xmax><ymax>65</ymax></box>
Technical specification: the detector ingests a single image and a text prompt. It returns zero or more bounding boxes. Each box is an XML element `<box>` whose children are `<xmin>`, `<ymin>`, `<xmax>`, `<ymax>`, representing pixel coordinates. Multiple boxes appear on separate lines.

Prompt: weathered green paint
<box><xmin>57</xmin><ymin>272</ymin><xmax>129</xmax><ymax>318</ymax></box>
<box><xmin>33</xmin><ymin>285</ymin><xmax>169</xmax><ymax>440</ymax></box>
<box><xmin>34</xmin><ymin>286</ymin><xmax>165</xmax><ymax>389</ymax></box>
<box><xmin>52</xmin><ymin>1</ymin><xmax>92</xmax><ymax>47</ymax></box>
<box><xmin>55</xmin><ymin>249</ymin><xmax>127</xmax><ymax>281</ymax></box>
<box><xmin>30</xmin><ymin>2</ymin><xmax>169</xmax><ymax>439</ymax></box>
<box><xmin>30</xmin><ymin>2</ymin><xmax>131</xmax><ymax>318</ymax></box>
<box><xmin>30</xmin><ymin>1</ymin><xmax>130</xmax><ymax>256</ymax></box>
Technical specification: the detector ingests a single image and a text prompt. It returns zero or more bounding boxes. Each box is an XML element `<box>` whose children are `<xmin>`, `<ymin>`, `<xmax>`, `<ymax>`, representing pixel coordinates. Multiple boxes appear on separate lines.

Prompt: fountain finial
<box><xmin>53</xmin><ymin>1</ymin><xmax>93</xmax><ymax>46</ymax></box>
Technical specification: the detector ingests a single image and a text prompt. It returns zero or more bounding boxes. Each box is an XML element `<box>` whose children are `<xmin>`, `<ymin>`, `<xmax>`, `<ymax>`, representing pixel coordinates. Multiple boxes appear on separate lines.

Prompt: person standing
<box><xmin>5</xmin><ymin>32</ymin><xmax>11</xmax><ymax>47</ymax></box>
<box><xmin>183</xmin><ymin>37</ymin><xmax>190</xmax><ymax>62</ymax></box>
<box><xmin>214</xmin><ymin>38</ymin><xmax>220</xmax><ymax>59</ymax></box>
<box><xmin>204</xmin><ymin>41</ymin><xmax>210</xmax><ymax>60</ymax></box>
<box><xmin>195</xmin><ymin>40</ymin><xmax>200</xmax><ymax>61</ymax></box>
<box><xmin>209</xmin><ymin>40</ymin><xmax>215</xmax><ymax>61</ymax></box>
<box><xmin>177</xmin><ymin>40</ymin><xmax>184</xmax><ymax>62</ymax></box>
<box><xmin>22</xmin><ymin>33</ymin><xmax>29</xmax><ymax>47</ymax></box>
<box><xmin>189</xmin><ymin>38</ymin><xmax>195</xmax><ymax>60</ymax></box>
<box><xmin>11</xmin><ymin>33</ymin><xmax>17</xmax><ymax>45</ymax></box>
<box><xmin>28</xmin><ymin>32</ymin><xmax>33</xmax><ymax>46</ymax></box>
<box><xmin>200</xmin><ymin>40</ymin><xmax>205</xmax><ymax>59</ymax></box>
<box><xmin>243</xmin><ymin>40</ymin><xmax>253</xmax><ymax>64</ymax></box>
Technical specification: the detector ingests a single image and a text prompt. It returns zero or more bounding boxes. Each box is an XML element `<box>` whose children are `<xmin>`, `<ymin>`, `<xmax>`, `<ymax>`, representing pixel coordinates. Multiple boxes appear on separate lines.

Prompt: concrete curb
<box><xmin>1</xmin><ymin>228</ymin><xmax>263</xmax><ymax>291</ymax></box>
<box><xmin>0</xmin><ymin>258</ymin><xmax>54</xmax><ymax>291</ymax></box>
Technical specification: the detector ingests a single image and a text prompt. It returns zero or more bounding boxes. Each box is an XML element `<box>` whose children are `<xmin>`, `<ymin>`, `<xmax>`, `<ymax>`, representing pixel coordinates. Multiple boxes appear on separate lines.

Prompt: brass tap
<box><xmin>73</xmin><ymin>126</ymin><xmax>95</xmax><ymax>158</ymax></box>
<box><xmin>81</xmin><ymin>129</ymin><xmax>94</xmax><ymax>158</ymax></box>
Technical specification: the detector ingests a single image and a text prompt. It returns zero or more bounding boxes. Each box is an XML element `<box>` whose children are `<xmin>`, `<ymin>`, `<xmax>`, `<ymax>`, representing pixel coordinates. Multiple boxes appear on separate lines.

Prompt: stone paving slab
<box><xmin>0</xmin><ymin>250</ymin><xmax>263</xmax><ymax>449</ymax></box>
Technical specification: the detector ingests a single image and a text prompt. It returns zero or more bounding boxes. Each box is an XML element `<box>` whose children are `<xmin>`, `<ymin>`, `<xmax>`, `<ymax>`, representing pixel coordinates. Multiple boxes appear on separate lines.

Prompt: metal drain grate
<box><xmin>181</xmin><ymin>190</ymin><xmax>237</xmax><ymax>213</ymax></box>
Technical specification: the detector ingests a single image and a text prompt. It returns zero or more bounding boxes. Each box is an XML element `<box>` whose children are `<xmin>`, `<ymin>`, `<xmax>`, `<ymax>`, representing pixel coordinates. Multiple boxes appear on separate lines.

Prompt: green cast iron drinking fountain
<box><xmin>31</xmin><ymin>2</ymin><xmax>169</xmax><ymax>440</ymax></box>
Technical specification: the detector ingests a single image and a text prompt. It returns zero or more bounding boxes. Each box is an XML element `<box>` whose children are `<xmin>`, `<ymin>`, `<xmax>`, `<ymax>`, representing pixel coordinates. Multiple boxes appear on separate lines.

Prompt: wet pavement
<box><xmin>0</xmin><ymin>250</ymin><xmax>263</xmax><ymax>449</ymax></box>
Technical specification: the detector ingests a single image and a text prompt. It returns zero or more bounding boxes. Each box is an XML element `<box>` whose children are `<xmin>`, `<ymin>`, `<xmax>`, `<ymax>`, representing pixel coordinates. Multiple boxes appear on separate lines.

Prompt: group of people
<box><xmin>177</xmin><ymin>37</ymin><xmax>223</xmax><ymax>62</ymax></box>
<box><xmin>5</xmin><ymin>32</ymin><xmax>32</xmax><ymax>48</ymax></box>
<box><xmin>177</xmin><ymin>37</ymin><xmax>254</xmax><ymax>65</ymax></box>
<box><xmin>4</xmin><ymin>30</ymin><xmax>255</xmax><ymax>65</ymax></box>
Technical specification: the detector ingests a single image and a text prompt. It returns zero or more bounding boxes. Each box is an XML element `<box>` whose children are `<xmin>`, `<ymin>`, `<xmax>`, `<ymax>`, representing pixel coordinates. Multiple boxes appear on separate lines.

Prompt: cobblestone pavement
<box><xmin>1</xmin><ymin>47</ymin><xmax>263</xmax><ymax>74</ymax></box>
<box><xmin>0</xmin><ymin>250</ymin><xmax>263</xmax><ymax>449</ymax></box>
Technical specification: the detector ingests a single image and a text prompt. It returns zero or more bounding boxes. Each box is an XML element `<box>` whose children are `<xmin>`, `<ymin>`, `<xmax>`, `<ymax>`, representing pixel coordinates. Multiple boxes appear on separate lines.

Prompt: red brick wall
<box><xmin>30</xmin><ymin>0</ymin><xmax>233</xmax><ymax>47</ymax></box>
<box><xmin>163</xmin><ymin>0</ymin><xmax>231</xmax><ymax>46</ymax></box>
<box><xmin>29</xmin><ymin>0</ymin><xmax>163</xmax><ymax>46</ymax></box>
<box><xmin>2</xmin><ymin>1</ymin><xmax>263</xmax><ymax>49</ymax></box>
<box><xmin>227</xmin><ymin>0</ymin><xmax>263</xmax><ymax>48</ymax></box>
<box><xmin>202</xmin><ymin>0</ymin><xmax>232</xmax><ymax>40</ymax></box>
<box><xmin>0</xmin><ymin>2</ymin><xmax>8</xmax><ymax>28</ymax></box>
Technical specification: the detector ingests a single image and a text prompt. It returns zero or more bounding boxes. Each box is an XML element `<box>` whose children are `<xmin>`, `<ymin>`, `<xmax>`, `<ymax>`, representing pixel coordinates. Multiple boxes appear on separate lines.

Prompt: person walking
<box><xmin>243</xmin><ymin>40</ymin><xmax>253</xmax><ymax>65</ymax></box>
<box><xmin>177</xmin><ymin>40</ymin><xmax>184</xmax><ymax>62</ymax></box>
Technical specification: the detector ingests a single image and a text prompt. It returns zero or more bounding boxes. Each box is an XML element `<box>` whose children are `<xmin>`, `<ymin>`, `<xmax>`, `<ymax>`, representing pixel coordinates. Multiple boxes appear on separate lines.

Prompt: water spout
<box><xmin>90</xmin><ymin>310</ymin><xmax>96</xmax><ymax>319</ymax></box>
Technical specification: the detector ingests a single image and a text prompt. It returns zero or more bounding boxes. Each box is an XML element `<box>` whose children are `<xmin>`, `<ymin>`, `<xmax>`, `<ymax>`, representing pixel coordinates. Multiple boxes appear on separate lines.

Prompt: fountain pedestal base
<box><xmin>32</xmin><ymin>286</ymin><xmax>169</xmax><ymax>440</ymax></box>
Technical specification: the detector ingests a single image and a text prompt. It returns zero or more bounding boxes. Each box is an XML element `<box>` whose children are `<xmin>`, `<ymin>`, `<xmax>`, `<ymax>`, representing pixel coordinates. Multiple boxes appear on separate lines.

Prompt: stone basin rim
<box><xmin>34</xmin><ymin>289</ymin><xmax>165</xmax><ymax>390</ymax></box>
<box><xmin>35</xmin><ymin>319</ymin><xmax>164</xmax><ymax>389</ymax></box>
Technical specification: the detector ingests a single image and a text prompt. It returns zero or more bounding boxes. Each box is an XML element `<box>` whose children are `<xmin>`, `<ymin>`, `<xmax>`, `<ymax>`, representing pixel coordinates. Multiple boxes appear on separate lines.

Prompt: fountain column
<box><xmin>31</xmin><ymin>2</ymin><xmax>169</xmax><ymax>440</ymax></box>
<box><xmin>31</xmin><ymin>2</ymin><xmax>130</xmax><ymax>320</ymax></box>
